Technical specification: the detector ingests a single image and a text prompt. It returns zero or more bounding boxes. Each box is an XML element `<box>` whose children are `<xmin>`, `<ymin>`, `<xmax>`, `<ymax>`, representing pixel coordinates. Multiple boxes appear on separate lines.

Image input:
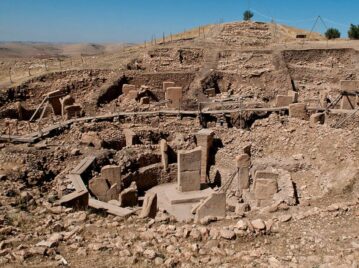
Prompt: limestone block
<box><xmin>125</xmin><ymin>90</ymin><xmax>138</xmax><ymax>100</ymax></box>
<box><xmin>123</xmin><ymin>129</ymin><xmax>136</xmax><ymax>147</ymax></box>
<box><xmin>139</xmin><ymin>192</ymin><xmax>157</xmax><ymax>218</ymax></box>
<box><xmin>254</xmin><ymin>178</ymin><xmax>278</xmax><ymax>200</ymax></box>
<box><xmin>106</xmin><ymin>183</ymin><xmax>120</xmax><ymax>202</ymax></box>
<box><xmin>236</xmin><ymin>154</ymin><xmax>251</xmax><ymax>190</ymax></box>
<box><xmin>46</xmin><ymin>90</ymin><xmax>63</xmax><ymax>115</ymax></box>
<box><xmin>273</xmin><ymin>173</ymin><xmax>296</xmax><ymax>206</ymax></box>
<box><xmin>65</xmin><ymin>105</ymin><xmax>82</xmax><ymax>119</ymax></box>
<box><xmin>341</xmin><ymin>95</ymin><xmax>356</xmax><ymax>109</ymax></box>
<box><xmin>163</xmin><ymin>81</ymin><xmax>175</xmax><ymax>93</ymax></box>
<box><xmin>101</xmin><ymin>165</ymin><xmax>121</xmax><ymax>186</ymax></box>
<box><xmin>310</xmin><ymin>113</ymin><xmax>325</xmax><ymax>127</ymax></box>
<box><xmin>288</xmin><ymin>91</ymin><xmax>298</xmax><ymax>103</ymax></box>
<box><xmin>275</xmin><ymin>95</ymin><xmax>293</xmax><ymax>107</ymax></box>
<box><xmin>166</xmin><ymin>87</ymin><xmax>182</xmax><ymax>109</ymax></box>
<box><xmin>119</xmin><ymin>182</ymin><xmax>138</xmax><ymax>207</ymax></box>
<box><xmin>60</xmin><ymin>95</ymin><xmax>75</xmax><ymax>117</ymax></box>
<box><xmin>122</xmin><ymin>84</ymin><xmax>136</xmax><ymax>95</ymax></box>
<box><xmin>341</xmin><ymin>80</ymin><xmax>359</xmax><ymax>92</ymax></box>
<box><xmin>255</xmin><ymin>170</ymin><xmax>279</xmax><ymax>180</ymax></box>
<box><xmin>196</xmin><ymin>129</ymin><xmax>214</xmax><ymax>183</ymax></box>
<box><xmin>288</xmin><ymin>103</ymin><xmax>308</xmax><ymax>120</ymax></box>
<box><xmin>81</xmin><ymin>132</ymin><xmax>103</xmax><ymax>149</ymax></box>
<box><xmin>177</xmin><ymin>147</ymin><xmax>202</xmax><ymax>192</ymax></box>
<box><xmin>236</xmin><ymin>154</ymin><xmax>250</xmax><ymax>168</ymax></box>
<box><xmin>89</xmin><ymin>177</ymin><xmax>109</xmax><ymax>201</ymax></box>
<box><xmin>160</xmin><ymin>139</ymin><xmax>168</xmax><ymax>170</ymax></box>
<box><xmin>194</xmin><ymin>192</ymin><xmax>226</xmax><ymax>222</ymax></box>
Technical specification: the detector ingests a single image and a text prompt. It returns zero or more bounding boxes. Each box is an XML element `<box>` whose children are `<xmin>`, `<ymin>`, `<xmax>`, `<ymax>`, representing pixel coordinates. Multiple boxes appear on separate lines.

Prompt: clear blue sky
<box><xmin>0</xmin><ymin>0</ymin><xmax>357</xmax><ymax>43</ymax></box>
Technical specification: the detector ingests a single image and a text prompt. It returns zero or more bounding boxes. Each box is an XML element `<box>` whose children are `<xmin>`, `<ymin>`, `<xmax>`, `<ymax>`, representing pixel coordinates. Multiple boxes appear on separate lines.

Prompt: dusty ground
<box><xmin>0</xmin><ymin>21</ymin><xmax>359</xmax><ymax>267</ymax></box>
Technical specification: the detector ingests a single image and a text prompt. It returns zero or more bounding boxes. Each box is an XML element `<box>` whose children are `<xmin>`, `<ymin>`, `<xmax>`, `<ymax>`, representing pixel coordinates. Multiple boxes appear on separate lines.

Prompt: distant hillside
<box><xmin>0</xmin><ymin>42</ymin><xmax>131</xmax><ymax>58</ymax></box>
<box><xmin>0</xmin><ymin>21</ymin><xmax>326</xmax><ymax>59</ymax></box>
<box><xmin>159</xmin><ymin>21</ymin><xmax>326</xmax><ymax>44</ymax></box>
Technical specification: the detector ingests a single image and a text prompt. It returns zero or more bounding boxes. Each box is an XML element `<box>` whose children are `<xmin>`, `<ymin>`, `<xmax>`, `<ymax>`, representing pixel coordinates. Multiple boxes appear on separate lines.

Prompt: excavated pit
<box><xmin>1</xmin><ymin>20</ymin><xmax>359</xmax><ymax>267</ymax></box>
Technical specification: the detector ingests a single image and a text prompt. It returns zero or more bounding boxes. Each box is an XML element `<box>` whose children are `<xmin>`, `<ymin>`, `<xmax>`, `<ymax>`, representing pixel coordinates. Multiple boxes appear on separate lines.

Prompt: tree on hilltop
<box><xmin>348</xmin><ymin>24</ymin><xmax>359</xmax><ymax>39</ymax></box>
<box><xmin>325</xmin><ymin>28</ymin><xmax>341</xmax><ymax>39</ymax></box>
<box><xmin>243</xmin><ymin>10</ymin><xmax>254</xmax><ymax>21</ymax></box>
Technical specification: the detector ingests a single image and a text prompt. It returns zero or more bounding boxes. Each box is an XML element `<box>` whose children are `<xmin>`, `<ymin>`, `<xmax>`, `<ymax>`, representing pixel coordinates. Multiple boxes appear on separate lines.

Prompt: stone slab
<box><xmin>71</xmin><ymin>156</ymin><xmax>96</xmax><ymax>176</ymax></box>
<box><xmin>194</xmin><ymin>192</ymin><xmax>226</xmax><ymax>222</ymax></box>
<box><xmin>341</xmin><ymin>80</ymin><xmax>359</xmax><ymax>92</ymax></box>
<box><xmin>148</xmin><ymin>183</ymin><xmax>214</xmax><ymax>222</ymax></box>
<box><xmin>139</xmin><ymin>192</ymin><xmax>157</xmax><ymax>218</ymax></box>
<box><xmin>88</xmin><ymin>198</ymin><xmax>135</xmax><ymax>217</ymax></box>
<box><xmin>289</xmin><ymin>103</ymin><xmax>308</xmax><ymax>120</ymax></box>
<box><xmin>310</xmin><ymin>113</ymin><xmax>325</xmax><ymax>127</ymax></box>
<box><xmin>275</xmin><ymin>95</ymin><xmax>293</xmax><ymax>107</ymax></box>
<box><xmin>255</xmin><ymin>170</ymin><xmax>279</xmax><ymax>180</ymax></box>
<box><xmin>58</xmin><ymin>189</ymin><xmax>89</xmax><ymax>209</ymax></box>
<box><xmin>101</xmin><ymin>165</ymin><xmax>121</xmax><ymax>186</ymax></box>
<box><xmin>253</xmin><ymin>178</ymin><xmax>278</xmax><ymax>200</ymax></box>
<box><xmin>165</xmin><ymin>186</ymin><xmax>214</xmax><ymax>205</ymax></box>
<box><xmin>166</xmin><ymin>87</ymin><xmax>182</xmax><ymax>109</ymax></box>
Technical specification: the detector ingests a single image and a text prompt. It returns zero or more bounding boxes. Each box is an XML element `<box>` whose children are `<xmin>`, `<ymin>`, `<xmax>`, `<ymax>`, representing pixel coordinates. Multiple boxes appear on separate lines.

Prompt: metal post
<box><xmin>27</xmin><ymin>121</ymin><xmax>32</xmax><ymax>132</ymax></box>
<box><xmin>28</xmin><ymin>67</ymin><xmax>31</xmax><ymax>76</ymax></box>
<box><xmin>9</xmin><ymin>67</ymin><xmax>13</xmax><ymax>83</ymax></box>
<box><xmin>37</xmin><ymin>123</ymin><xmax>43</xmax><ymax>137</ymax></box>
<box><xmin>15</xmin><ymin>120</ymin><xmax>19</xmax><ymax>135</ymax></box>
<box><xmin>7</xmin><ymin>122</ymin><xmax>11</xmax><ymax>138</ymax></box>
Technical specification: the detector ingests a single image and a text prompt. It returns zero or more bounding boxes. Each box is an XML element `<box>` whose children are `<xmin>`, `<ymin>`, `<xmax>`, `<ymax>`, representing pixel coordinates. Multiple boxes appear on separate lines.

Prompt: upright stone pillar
<box><xmin>101</xmin><ymin>165</ymin><xmax>121</xmax><ymax>186</ymax></box>
<box><xmin>123</xmin><ymin>129</ymin><xmax>136</xmax><ymax>147</ymax></box>
<box><xmin>195</xmin><ymin>129</ymin><xmax>214</xmax><ymax>183</ymax></box>
<box><xmin>166</xmin><ymin>87</ymin><xmax>182</xmax><ymax>109</ymax></box>
<box><xmin>177</xmin><ymin>147</ymin><xmax>202</xmax><ymax>192</ymax></box>
<box><xmin>288</xmin><ymin>103</ymin><xmax>308</xmax><ymax>120</ymax></box>
<box><xmin>160</xmin><ymin>139</ymin><xmax>168</xmax><ymax>170</ymax></box>
<box><xmin>163</xmin><ymin>81</ymin><xmax>175</xmax><ymax>98</ymax></box>
<box><xmin>46</xmin><ymin>90</ymin><xmax>63</xmax><ymax>115</ymax></box>
<box><xmin>60</xmin><ymin>95</ymin><xmax>75</xmax><ymax>118</ymax></box>
<box><xmin>235</xmin><ymin>154</ymin><xmax>250</xmax><ymax>191</ymax></box>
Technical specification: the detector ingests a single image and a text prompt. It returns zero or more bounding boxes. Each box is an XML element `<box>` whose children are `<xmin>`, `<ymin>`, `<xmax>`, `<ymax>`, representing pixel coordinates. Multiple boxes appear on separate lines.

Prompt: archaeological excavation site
<box><xmin>0</xmin><ymin>20</ymin><xmax>359</xmax><ymax>267</ymax></box>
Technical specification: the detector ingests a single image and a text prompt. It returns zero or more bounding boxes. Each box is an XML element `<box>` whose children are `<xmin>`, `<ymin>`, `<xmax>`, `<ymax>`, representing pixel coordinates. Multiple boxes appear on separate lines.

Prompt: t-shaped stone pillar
<box><xmin>177</xmin><ymin>147</ymin><xmax>202</xmax><ymax>192</ymax></box>
<box><xmin>45</xmin><ymin>90</ymin><xmax>64</xmax><ymax>116</ymax></box>
<box><xmin>195</xmin><ymin>129</ymin><xmax>214</xmax><ymax>183</ymax></box>
<box><xmin>235</xmin><ymin>153</ymin><xmax>251</xmax><ymax>191</ymax></box>
<box><xmin>160</xmin><ymin>139</ymin><xmax>168</xmax><ymax>170</ymax></box>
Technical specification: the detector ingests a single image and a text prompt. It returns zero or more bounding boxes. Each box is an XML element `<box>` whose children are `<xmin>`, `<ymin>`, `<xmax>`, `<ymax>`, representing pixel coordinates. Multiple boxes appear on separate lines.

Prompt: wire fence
<box><xmin>1</xmin><ymin>19</ymin><xmax>355</xmax><ymax>87</ymax></box>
